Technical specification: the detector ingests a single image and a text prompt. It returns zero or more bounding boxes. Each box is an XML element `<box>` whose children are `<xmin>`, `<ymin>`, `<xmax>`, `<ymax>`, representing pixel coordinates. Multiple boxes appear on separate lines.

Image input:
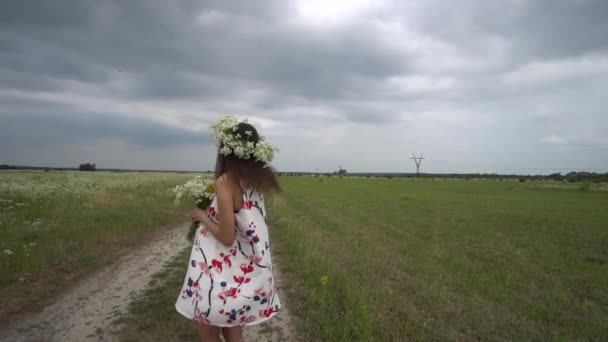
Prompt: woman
<box><xmin>175</xmin><ymin>115</ymin><xmax>281</xmax><ymax>342</ymax></box>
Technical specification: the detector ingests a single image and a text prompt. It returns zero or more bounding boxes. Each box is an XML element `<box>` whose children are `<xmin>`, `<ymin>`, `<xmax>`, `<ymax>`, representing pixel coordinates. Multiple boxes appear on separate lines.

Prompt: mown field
<box><xmin>270</xmin><ymin>177</ymin><xmax>608</xmax><ymax>341</ymax></box>
<box><xmin>4</xmin><ymin>172</ymin><xmax>605</xmax><ymax>340</ymax></box>
<box><xmin>116</xmin><ymin>176</ymin><xmax>607</xmax><ymax>341</ymax></box>
<box><xmin>0</xmin><ymin>171</ymin><xmax>195</xmax><ymax>323</ymax></box>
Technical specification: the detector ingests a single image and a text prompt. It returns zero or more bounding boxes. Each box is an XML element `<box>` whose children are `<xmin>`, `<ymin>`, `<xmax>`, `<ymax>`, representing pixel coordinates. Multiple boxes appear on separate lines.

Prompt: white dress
<box><xmin>175</xmin><ymin>188</ymin><xmax>281</xmax><ymax>326</ymax></box>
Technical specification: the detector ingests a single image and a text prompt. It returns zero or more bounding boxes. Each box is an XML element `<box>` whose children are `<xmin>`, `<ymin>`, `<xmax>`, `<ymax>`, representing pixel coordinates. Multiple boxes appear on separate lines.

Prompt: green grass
<box><xmin>88</xmin><ymin>176</ymin><xmax>608</xmax><ymax>341</ymax></box>
<box><xmin>115</xmin><ymin>248</ymin><xmax>197</xmax><ymax>342</ymax></box>
<box><xmin>268</xmin><ymin>177</ymin><xmax>608</xmax><ymax>341</ymax></box>
<box><xmin>0</xmin><ymin>171</ymin><xmax>197</xmax><ymax>320</ymax></box>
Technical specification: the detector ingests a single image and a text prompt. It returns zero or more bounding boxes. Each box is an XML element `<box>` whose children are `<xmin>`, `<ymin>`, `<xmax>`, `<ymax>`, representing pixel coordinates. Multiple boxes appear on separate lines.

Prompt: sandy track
<box><xmin>0</xmin><ymin>224</ymin><xmax>295</xmax><ymax>342</ymax></box>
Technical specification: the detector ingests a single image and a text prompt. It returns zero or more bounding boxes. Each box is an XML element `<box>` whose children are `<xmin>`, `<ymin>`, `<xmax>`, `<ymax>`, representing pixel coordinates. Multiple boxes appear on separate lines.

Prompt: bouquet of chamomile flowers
<box><xmin>173</xmin><ymin>176</ymin><xmax>215</xmax><ymax>241</ymax></box>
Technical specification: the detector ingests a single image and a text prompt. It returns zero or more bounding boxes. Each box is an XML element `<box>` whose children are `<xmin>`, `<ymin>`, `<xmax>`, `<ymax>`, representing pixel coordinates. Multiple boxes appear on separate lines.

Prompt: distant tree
<box><xmin>0</xmin><ymin>164</ymin><xmax>17</xmax><ymax>170</ymax></box>
<box><xmin>79</xmin><ymin>163</ymin><xmax>96</xmax><ymax>171</ymax></box>
<box><xmin>548</xmin><ymin>172</ymin><xmax>562</xmax><ymax>181</ymax></box>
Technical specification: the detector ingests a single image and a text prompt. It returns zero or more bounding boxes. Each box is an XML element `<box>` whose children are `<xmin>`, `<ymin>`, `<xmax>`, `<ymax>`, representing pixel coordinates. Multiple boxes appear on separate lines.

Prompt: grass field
<box><xmin>115</xmin><ymin>176</ymin><xmax>607</xmax><ymax>341</ymax></box>
<box><xmin>4</xmin><ymin>172</ymin><xmax>605</xmax><ymax>340</ymax></box>
<box><xmin>269</xmin><ymin>177</ymin><xmax>608</xmax><ymax>341</ymax></box>
<box><xmin>0</xmin><ymin>171</ymin><xmax>195</xmax><ymax>322</ymax></box>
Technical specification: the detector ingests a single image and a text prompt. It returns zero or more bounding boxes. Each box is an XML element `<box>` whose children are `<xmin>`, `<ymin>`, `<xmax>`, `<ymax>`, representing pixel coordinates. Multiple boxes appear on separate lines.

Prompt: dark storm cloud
<box><xmin>1</xmin><ymin>0</ymin><xmax>607</xmax><ymax>171</ymax></box>
<box><xmin>0</xmin><ymin>0</ymin><xmax>408</xmax><ymax>104</ymax></box>
<box><xmin>405</xmin><ymin>0</ymin><xmax>608</xmax><ymax>64</ymax></box>
<box><xmin>1</xmin><ymin>109</ymin><xmax>213</xmax><ymax>148</ymax></box>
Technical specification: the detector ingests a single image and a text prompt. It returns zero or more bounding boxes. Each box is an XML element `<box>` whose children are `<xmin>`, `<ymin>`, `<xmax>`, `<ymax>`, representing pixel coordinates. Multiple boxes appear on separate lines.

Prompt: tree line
<box><xmin>277</xmin><ymin>171</ymin><xmax>608</xmax><ymax>182</ymax></box>
<box><xmin>1</xmin><ymin>163</ymin><xmax>607</xmax><ymax>182</ymax></box>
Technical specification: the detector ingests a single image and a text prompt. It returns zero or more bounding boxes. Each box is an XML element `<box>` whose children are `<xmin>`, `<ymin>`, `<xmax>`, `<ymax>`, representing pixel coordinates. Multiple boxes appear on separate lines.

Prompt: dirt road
<box><xmin>0</xmin><ymin>224</ymin><xmax>294</xmax><ymax>341</ymax></box>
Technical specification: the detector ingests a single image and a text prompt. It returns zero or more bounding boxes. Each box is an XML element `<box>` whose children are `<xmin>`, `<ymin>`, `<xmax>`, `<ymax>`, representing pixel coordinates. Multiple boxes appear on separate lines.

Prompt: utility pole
<box><xmin>410</xmin><ymin>153</ymin><xmax>425</xmax><ymax>176</ymax></box>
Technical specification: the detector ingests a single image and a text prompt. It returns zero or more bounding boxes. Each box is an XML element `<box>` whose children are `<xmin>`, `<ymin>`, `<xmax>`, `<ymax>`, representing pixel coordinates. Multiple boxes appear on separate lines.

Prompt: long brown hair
<box><xmin>214</xmin><ymin>122</ymin><xmax>281</xmax><ymax>193</ymax></box>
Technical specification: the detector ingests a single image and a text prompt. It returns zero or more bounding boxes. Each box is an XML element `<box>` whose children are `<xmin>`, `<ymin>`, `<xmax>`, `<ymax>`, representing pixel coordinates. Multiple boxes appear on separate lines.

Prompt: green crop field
<box><xmin>3</xmin><ymin>172</ymin><xmax>606</xmax><ymax>341</ymax></box>
<box><xmin>0</xmin><ymin>171</ymin><xmax>194</xmax><ymax>322</ymax></box>
<box><xmin>115</xmin><ymin>176</ymin><xmax>608</xmax><ymax>341</ymax></box>
<box><xmin>269</xmin><ymin>177</ymin><xmax>608</xmax><ymax>341</ymax></box>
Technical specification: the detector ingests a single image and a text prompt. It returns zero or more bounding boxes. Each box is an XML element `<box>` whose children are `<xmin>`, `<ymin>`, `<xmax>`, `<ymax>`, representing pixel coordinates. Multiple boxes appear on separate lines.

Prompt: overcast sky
<box><xmin>1</xmin><ymin>0</ymin><xmax>607</xmax><ymax>173</ymax></box>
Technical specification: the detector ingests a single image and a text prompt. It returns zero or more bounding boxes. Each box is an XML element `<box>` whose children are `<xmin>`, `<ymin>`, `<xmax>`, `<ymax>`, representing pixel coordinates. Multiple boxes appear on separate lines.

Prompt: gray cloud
<box><xmin>1</xmin><ymin>110</ymin><xmax>213</xmax><ymax>148</ymax></box>
<box><xmin>1</xmin><ymin>0</ymin><xmax>607</xmax><ymax>172</ymax></box>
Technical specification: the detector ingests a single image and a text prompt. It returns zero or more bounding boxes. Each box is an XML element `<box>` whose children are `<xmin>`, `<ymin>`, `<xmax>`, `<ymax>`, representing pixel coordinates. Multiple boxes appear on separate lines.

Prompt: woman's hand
<box><xmin>191</xmin><ymin>208</ymin><xmax>208</xmax><ymax>222</ymax></box>
<box><xmin>190</xmin><ymin>175</ymin><xmax>237</xmax><ymax>246</ymax></box>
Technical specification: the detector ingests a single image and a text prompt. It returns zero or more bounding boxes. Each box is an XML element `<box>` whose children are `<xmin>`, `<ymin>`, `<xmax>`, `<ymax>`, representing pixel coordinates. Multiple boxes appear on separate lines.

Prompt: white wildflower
<box><xmin>234</xmin><ymin>146</ymin><xmax>245</xmax><ymax>158</ymax></box>
<box><xmin>210</xmin><ymin>114</ymin><xmax>278</xmax><ymax>164</ymax></box>
<box><xmin>173</xmin><ymin>176</ymin><xmax>214</xmax><ymax>206</ymax></box>
<box><xmin>4</xmin><ymin>249</ymin><xmax>13</xmax><ymax>255</ymax></box>
<box><xmin>219</xmin><ymin>146</ymin><xmax>232</xmax><ymax>156</ymax></box>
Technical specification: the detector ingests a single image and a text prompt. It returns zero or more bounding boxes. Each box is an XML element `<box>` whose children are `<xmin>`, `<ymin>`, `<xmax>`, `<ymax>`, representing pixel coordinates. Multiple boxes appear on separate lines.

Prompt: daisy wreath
<box><xmin>211</xmin><ymin>114</ymin><xmax>278</xmax><ymax>165</ymax></box>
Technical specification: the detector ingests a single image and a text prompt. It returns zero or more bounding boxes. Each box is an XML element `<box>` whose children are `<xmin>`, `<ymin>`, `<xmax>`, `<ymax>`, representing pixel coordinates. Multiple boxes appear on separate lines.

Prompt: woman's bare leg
<box><xmin>222</xmin><ymin>326</ymin><xmax>244</xmax><ymax>342</ymax></box>
<box><xmin>197</xmin><ymin>324</ymin><xmax>221</xmax><ymax>342</ymax></box>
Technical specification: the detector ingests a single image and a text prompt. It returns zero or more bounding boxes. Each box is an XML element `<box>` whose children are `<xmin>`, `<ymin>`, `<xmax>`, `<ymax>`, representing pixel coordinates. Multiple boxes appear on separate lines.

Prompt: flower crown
<box><xmin>211</xmin><ymin>114</ymin><xmax>278</xmax><ymax>164</ymax></box>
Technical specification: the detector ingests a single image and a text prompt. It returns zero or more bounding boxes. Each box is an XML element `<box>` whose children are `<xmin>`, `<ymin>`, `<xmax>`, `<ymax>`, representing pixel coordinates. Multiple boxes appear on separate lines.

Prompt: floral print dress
<box><xmin>175</xmin><ymin>189</ymin><xmax>281</xmax><ymax>327</ymax></box>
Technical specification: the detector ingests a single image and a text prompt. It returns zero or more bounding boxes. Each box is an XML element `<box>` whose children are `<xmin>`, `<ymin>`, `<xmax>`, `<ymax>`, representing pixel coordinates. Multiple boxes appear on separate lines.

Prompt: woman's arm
<box><xmin>192</xmin><ymin>175</ymin><xmax>236</xmax><ymax>246</ymax></box>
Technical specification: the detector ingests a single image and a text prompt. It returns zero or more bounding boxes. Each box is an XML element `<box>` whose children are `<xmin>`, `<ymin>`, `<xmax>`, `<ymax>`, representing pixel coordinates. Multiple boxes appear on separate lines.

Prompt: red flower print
<box><xmin>243</xmin><ymin>200</ymin><xmax>253</xmax><ymax>210</ymax></box>
<box><xmin>223</xmin><ymin>255</ymin><xmax>232</xmax><ymax>267</ymax></box>
<box><xmin>233</xmin><ymin>276</ymin><xmax>251</xmax><ymax>284</ymax></box>
<box><xmin>219</xmin><ymin>287</ymin><xmax>241</xmax><ymax>299</ymax></box>
<box><xmin>243</xmin><ymin>315</ymin><xmax>256</xmax><ymax>323</ymax></box>
<box><xmin>248</xmin><ymin>255</ymin><xmax>263</xmax><ymax>264</ymax></box>
<box><xmin>198</xmin><ymin>262</ymin><xmax>211</xmax><ymax>275</ymax></box>
<box><xmin>259</xmin><ymin>308</ymin><xmax>273</xmax><ymax>317</ymax></box>
<box><xmin>177</xmin><ymin>186</ymin><xmax>281</xmax><ymax>326</ymax></box>
<box><xmin>212</xmin><ymin>259</ymin><xmax>223</xmax><ymax>272</ymax></box>
<box><xmin>240</xmin><ymin>264</ymin><xmax>254</xmax><ymax>274</ymax></box>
